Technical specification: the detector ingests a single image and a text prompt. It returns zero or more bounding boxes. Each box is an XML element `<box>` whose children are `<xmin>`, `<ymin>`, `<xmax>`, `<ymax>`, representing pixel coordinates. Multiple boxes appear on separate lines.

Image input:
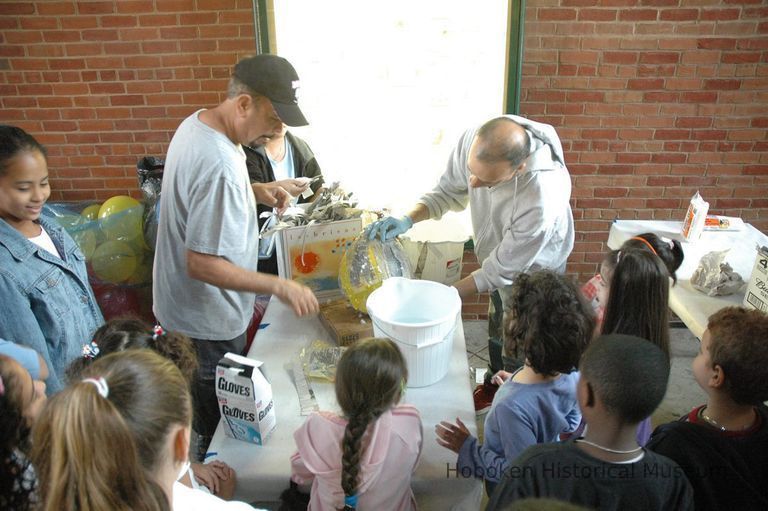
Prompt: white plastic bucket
<box><xmin>366</xmin><ymin>277</ymin><xmax>461</xmax><ymax>387</ymax></box>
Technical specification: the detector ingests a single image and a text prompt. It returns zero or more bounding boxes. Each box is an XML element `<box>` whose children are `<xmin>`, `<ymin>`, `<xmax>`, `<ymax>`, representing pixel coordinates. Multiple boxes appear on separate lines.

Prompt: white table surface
<box><xmin>208</xmin><ymin>297</ymin><xmax>483</xmax><ymax>510</ymax></box>
<box><xmin>608</xmin><ymin>220</ymin><xmax>768</xmax><ymax>340</ymax></box>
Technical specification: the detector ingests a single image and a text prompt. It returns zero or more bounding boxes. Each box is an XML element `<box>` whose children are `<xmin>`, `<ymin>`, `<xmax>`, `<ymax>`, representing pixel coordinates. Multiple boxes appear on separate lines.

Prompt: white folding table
<box><xmin>608</xmin><ymin>219</ymin><xmax>768</xmax><ymax>339</ymax></box>
<box><xmin>207</xmin><ymin>297</ymin><xmax>483</xmax><ymax>510</ymax></box>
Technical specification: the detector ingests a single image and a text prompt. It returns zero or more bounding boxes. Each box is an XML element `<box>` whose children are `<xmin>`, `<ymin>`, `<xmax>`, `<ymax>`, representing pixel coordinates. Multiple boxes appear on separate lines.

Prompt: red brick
<box><xmin>643</xmin><ymin>92</ymin><xmax>679</xmax><ymax>102</ymax></box>
<box><xmin>117</xmin><ymin>1</ymin><xmax>154</xmax><ymax>13</ymax></box>
<box><xmin>660</xmin><ymin>9</ymin><xmax>699</xmax><ymax>21</ymax></box>
<box><xmin>697</xmin><ymin>38</ymin><xmax>737</xmax><ymax>50</ymax></box>
<box><xmin>701</xmin><ymin>8</ymin><xmax>740</xmax><ymax>21</ymax></box>
<box><xmin>539</xmin><ymin>9</ymin><xmax>578</xmax><ymax>21</ymax></box>
<box><xmin>76</xmin><ymin>2</ymin><xmax>115</xmax><ymax>14</ymax></box>
<box><xmin>579</xmin><ymin>9</ymin><xmax>618</xmax><ymax>21</ymax></box>
<box><xmin>627</xmin><ymin>78</ymin><xmax>664</xmax><ymax>89</ymax></box>
<box><xmin>619</xmin><ymin>9</ymin><xmax>658</xmax><ymax>21</ymax></box>
<box><xmin>680</xmin><ymin>91</ymin><xmax>717</xmax><ymax>103</ymax></box>
<box><xmin>639</xmin><ymin>52</ymin><xmax>680</xmax><ymax>64</ymax></box>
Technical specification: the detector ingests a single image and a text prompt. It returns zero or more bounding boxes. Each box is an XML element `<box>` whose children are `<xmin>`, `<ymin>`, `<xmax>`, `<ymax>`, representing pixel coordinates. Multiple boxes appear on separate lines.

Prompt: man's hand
<box><xmin>275</xmin><ymin>178</ymin><xmax>311</xmax><ymax>197</ymax></box>
<box><xmin>252</xmin><ymin>182</ymin><xmax>291</xmax><ymax>211</ymax></box>
<box><xmin>435</xmin><ymin>417</ymin><xmax>471</xmax><ymax>453</ymax></box>
<box><xmin>274</xmin><ymin>279</ymin><xmax>319</xmax><ymax>316</ymax></box>
<box><xmin>365</xmin><ymin>215</ymin><xmax>413</xmax><ymax>241</ymax></box>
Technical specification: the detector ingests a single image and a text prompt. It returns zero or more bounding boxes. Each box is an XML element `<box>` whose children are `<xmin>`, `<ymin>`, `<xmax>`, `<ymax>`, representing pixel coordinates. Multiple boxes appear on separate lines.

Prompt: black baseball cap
<box><xmin>233</xmin><ymin>54</ymin><xmax>308</xmax><ymax>127</ymax></box>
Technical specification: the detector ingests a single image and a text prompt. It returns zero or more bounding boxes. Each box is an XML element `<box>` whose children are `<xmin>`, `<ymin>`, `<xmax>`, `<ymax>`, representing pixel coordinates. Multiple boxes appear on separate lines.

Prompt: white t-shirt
<box><xmin>29</xmin><ymin>226</ymin><xmax>61</xmax><ymax>258</ymax></box>
<box><xmin>172</xmin><ymin>482</ymin><xmax>264</xmax><ymax>511</ymax></box>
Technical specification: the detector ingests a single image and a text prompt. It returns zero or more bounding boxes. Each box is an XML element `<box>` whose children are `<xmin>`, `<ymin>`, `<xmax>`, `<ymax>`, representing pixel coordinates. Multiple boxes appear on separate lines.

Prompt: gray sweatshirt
<box><xmin>417</xmin><ymin>115</ymin><xmax>574</xmax><ymax>293</ymax></box>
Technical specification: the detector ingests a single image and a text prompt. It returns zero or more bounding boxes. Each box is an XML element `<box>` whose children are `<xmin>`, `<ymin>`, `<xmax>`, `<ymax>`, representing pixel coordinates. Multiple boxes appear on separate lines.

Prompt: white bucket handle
<box><xmin>371</xmin><ymin>317</ymin><xmax>449</xmax><ymax>348</ymax></box>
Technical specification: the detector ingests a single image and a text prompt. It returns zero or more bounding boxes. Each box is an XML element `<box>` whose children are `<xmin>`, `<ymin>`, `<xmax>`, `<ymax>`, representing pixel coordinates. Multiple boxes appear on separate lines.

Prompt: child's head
<box><xmin>335</xmin><ymin>338</ymin><xmax>407</xmax><ymax>501</ymax></box>
<box><xmin>0</xmin><ymin>126</ymin><xmax>50</xmax><ymax>225</ymax></box>
<box><xmin>621</xmin><ymin>233</ymin><xmax>684</xmax><ymax>284</ymax></box>
<box><xmin>695</xmin><ymin>307</ymin><xmax>768</xmax><ymax>406</ymax></box>
<box><xmin>601</xmin><ymin>249</ymin><xmax>671</xmax><ymax>358</ymax></box>
<box><xmin>66</xmin><ymin>317</ymin><xmax>198</xmax><ymax>385</ymax></box>
<box><xmin>32</xmin><ymin>350</ymin><xmax>190</xmax><ymax>511</ymax></box>
<box><xmin>579</xmin><ymin>334</ymin><xmax>670</xmax><ymax>425</ymax></box>
<box><xmin>1</xmin><ymin>355</ymin><xmax>47</xmax><ymax>511</ymax></box>
<box><xmin>505</xmin><ymin>270</ymin><xmax>596</xmax><ymax>376</ymax></box>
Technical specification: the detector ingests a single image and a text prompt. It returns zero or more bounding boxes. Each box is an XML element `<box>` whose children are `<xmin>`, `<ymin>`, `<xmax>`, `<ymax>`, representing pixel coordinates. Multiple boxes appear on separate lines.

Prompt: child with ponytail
<box><xmin>32</xmin><ymin>350</ymin><xmax>258</xmax><ymax>511</ymax></box>
<box><xmin>65</xmin><ymin>317</ymin><xmax>239</xmax><ymax>500</ymax></box>
<box><xmin>290</xmin><ymin>338</ymin><xmax>423</xmax><ymax>510</ymax></box>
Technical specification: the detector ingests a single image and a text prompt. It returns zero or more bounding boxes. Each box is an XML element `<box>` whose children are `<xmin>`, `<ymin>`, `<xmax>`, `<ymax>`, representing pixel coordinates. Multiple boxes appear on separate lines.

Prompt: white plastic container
<box><xmin>366</xmin><ymin>277</ymin><xmax>461</xmax><ymax>387</ymax></box>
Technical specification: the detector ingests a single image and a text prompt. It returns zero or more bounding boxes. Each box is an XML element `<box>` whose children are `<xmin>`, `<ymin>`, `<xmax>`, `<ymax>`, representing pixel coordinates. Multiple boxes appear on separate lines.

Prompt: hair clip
<box><xmin>82</xmin><ymin>377</ymin><xmax>109</xmax><ymax>398</ymax></box>
<box><xmin>0</xmin><ymin>375</ymin><xmax>5</xmax><ymax>396</ymax></box>
<box><xmin>343</xmin><ymin>494</ymin><xmax>358</xmax><ymax>510</ymax></box>
<box><xmin>82</xmin><ymin>342</ymin><xmax>100</xmax><ymax>360</ymax></box>
<box><xmin>152</xmin><ymin>325</ymin><xmax>166</xmax><ymax>340</ymax></box>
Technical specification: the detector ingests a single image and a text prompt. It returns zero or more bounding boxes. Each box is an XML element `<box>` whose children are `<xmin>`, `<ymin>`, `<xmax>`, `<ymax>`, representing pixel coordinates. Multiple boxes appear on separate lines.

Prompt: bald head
<box><xmin>467</xmin><ymin>117</ymin><xmax>530</xmax><ymax>188</ymax></box>
<box><xmin>475</xmin><ymin>117</ymin><xmax>530</xmax><ymax>167</ymax></box>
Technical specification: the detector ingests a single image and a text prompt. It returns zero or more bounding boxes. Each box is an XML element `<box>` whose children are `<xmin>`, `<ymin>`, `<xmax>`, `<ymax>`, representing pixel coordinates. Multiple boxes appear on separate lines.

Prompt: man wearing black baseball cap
<box><xmin>153</xmin><ymin>54</ymin><xmax>319</xmax><ymax>460</ymax></box>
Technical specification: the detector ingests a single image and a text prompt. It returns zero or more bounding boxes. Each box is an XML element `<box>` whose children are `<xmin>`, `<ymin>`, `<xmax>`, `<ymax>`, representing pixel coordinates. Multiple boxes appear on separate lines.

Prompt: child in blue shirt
<box><xmin>436</xmin><ymin>270</ymin><xmax>595</xmax><ymax>495</ymax></box>
<box><xmin>0</xmin><ymin>126</ymin><xmax>103</xmax><ymax>393</ymax></box>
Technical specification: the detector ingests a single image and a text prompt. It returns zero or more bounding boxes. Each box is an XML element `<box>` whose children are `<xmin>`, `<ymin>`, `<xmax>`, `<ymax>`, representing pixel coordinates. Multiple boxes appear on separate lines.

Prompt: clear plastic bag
<box><xmin>298</xmin><ymin>340</ymin><xmax>346</xmax><ymax>382</ymax></box>
<box><xmin>338</xmin><ymin>236</ymin><xmax>413</xmax><ymax>312</ymax></box>
<box><xmin>691</xmin><ymin>250</ymin><xmax>745</xmax><ymax>296</ymax></box>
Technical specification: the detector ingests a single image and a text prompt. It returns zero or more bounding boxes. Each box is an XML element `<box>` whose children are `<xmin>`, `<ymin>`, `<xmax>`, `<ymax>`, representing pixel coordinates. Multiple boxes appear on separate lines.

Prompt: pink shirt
<box><xmin>291</xmin><ymin>404</ymin><xmax>423</xmax><ymax>511</ymax></box>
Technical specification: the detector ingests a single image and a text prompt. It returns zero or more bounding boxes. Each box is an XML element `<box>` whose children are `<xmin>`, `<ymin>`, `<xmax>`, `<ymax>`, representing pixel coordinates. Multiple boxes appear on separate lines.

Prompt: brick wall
<box><xmin>1</xmin><ymin>1</ymin><xmax>766</xmax><ymax>322</ymax></box>
<box><xmin>0</xmin><ymin>0</ymin><xmax>256</xmax><ymax>201</ymax></box>
<box><xmin>522</xmin><ymin>0</ymin><xmax>768</xmax><ymax>285</ymax></box>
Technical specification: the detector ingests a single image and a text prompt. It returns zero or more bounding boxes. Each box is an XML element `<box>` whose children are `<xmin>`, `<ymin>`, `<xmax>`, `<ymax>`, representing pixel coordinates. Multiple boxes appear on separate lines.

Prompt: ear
<box><xmin>173</xmin><ymin>425</ymin><xmax>191</xmax><ymax>463</ymax></box>
<box><xmin>709</xmin><ymin>364</ymin><xmax>725</xmax><ymax>389</ymax></box>
<box><xmin>577</xmin><ymin>377</ymin><xmax>594</xmax><ymax>410</ymax></box>
<box><xmin>234</xmin><ymin>94</ymin><xmax>252</xmax><ymax>115</ymax></box>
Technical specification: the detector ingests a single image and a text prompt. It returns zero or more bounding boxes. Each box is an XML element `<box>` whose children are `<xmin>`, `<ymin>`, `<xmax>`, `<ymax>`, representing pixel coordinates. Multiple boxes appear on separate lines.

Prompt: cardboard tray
<box><xmin>318</xmin><ymin>299</ymin><xmax>374</xmax><ymax>346</ymax></box>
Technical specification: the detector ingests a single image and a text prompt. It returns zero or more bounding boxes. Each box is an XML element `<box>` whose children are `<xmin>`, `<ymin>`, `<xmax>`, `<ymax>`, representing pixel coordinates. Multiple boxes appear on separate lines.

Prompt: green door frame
<box><xmin>253</xmin><ymin>1</ymin><xmax>525</xmax><ymax>112</ymax></box>
<box><xmin>253</xmin><ymin>0</ymin><xmax>271</xmax><ymax>54</ymax></box>
<box><xmin>505</xmin><ymin>0</ymin><xmax>526</xmax><ymax>115</ymax></box>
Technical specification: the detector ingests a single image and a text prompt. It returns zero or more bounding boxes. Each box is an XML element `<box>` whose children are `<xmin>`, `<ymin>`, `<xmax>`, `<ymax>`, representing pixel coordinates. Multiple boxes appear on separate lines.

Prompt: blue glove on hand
<box><xmin>366</xmin><ymin>215</ymin><xmax>413</xmax><ymax>241</ymax></box>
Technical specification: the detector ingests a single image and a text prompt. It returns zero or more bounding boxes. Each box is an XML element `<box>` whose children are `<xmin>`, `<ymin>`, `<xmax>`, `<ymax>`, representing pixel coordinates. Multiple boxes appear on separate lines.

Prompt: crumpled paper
<box><xmin>690</xmin><ymin>250</ymin><xmax>744</xmax><ymax>296</ymax></box>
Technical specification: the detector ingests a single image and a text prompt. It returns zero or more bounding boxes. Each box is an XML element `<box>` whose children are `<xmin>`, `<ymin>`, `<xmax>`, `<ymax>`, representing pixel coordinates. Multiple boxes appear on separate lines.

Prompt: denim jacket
<box><xmin>0</xmin><ymin>211</ymin><xmax>104</xmax><ymax>393</ymax></box>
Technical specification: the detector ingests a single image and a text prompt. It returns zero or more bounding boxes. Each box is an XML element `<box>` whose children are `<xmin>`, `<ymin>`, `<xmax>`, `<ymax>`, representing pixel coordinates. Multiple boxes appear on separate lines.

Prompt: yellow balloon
<box><xmin>91</xmin><ymin>240</ymin><xmax>138</xmax><ymax>284</ymax></box>
<box><xmin>98</xmin><ymin>196</ymin><xmax>144</xmax><ymax>243</ymax></box>
<box><xmin>125</xmin><ymin>254</ymin><xmax>153</xmax><ymax>285</ymax></box>
<box><xmin>71</xmin><ymin>229</ymin><xmax>97</xmax><ymax>261</ymax></box>
<box><xmin>81</xmin><ymin>203</ymin><xmax>101</xmax><ymax>222</ymax></box>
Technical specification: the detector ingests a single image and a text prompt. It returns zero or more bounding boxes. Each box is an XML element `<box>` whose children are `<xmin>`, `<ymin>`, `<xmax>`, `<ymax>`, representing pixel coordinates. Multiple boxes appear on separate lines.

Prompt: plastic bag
<box><xmin>338</xmin><ymin>236</ymin><xmax>413</xmax><ymax>312</ymax></box>
<box><xmin>298</xmin><ymin>340</ymin><xmax>346</xmax><ymax>382</ymax></box>
<box><xmin>691</xmin><ymin>250</ymin><xmax>745</xmax><ymax>296</ymax></box>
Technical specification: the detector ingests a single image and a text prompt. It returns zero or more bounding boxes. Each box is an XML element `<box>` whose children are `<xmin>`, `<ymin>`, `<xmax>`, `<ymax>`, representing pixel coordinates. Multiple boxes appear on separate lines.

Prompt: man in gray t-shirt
<box><xmin>153</xmin><ymin>55</ymin><xmax>319</xmax><ymax>459</ymax></box>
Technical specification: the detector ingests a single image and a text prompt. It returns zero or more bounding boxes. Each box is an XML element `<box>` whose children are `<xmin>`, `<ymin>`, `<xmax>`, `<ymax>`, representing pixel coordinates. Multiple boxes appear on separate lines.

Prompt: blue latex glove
<box><xmin>366</xmin><ymin>215</ymin><xmax>413</xmax><ymax>241</ymax></box>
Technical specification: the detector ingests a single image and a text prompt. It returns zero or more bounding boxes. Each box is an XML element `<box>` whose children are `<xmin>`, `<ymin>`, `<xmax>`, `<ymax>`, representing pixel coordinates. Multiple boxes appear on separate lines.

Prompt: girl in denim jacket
<box><xmin>0</xmin><ymin>126</ymin><xmax>103</xmax><ymax>394</ymax></box>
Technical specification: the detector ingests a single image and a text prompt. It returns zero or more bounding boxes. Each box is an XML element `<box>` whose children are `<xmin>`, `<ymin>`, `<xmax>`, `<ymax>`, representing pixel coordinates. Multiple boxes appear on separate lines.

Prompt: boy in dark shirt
<box><xmin>487</xmin><ymin>334</ymin><xmax>693</xmax><ymax>511</ymax></box>
<box><xmin>647</xmin><ymin>306</ymin><xmax>768</xmax><ymax>510</ymax></box>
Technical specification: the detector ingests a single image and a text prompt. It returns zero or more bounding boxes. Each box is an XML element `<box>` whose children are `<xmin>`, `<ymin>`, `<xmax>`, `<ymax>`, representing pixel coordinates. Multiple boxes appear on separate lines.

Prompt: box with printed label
<box><xmin>215</xmin><ymin>353</ymin><xmax>276</xmax><ymax>445</ymax></box>
<box><xmin>743</xmin><ymin>245</ymin><xmax>768</xmax><ymax>313</ymax></box>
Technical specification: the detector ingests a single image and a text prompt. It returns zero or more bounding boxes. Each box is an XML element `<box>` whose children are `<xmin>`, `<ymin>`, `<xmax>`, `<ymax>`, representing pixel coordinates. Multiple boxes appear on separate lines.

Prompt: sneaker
<box><xmin>473</xmin><ymin>382</ymin><xmax>498</xmax><ymax>415</ymax></box>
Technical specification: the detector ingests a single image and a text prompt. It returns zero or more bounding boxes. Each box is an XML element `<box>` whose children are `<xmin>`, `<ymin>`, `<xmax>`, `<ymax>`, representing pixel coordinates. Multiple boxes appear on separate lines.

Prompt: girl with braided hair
<box><xmin>290</xmin><ymin>338</ymin><xmax>423</xmax><ymax>510</ymax></box>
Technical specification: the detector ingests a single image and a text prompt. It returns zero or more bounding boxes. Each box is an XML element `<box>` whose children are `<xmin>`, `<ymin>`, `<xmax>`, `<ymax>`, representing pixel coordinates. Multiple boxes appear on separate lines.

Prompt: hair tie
<box><xmin>82</xmin><ymin>342</ymin><xmax>100</xmax><ymax>360</ymax></box>
<box><xmin>630</xmin><ymin>236</ymin><xmax>658</xmax><ymax>256</ymax></box>
<box><xmin>82</xmin><ymin>377</ymin><xmax>109</xmax><ymax>398</ymax></box>
<box><xmin>0</xmin><ymin>375</ymin><xmax>5</xmax><ymax>396</ymax></box>
<box><xmin>152</xmin><ymin>325</ymin><xmax>166</xmax><ymax>340</ymax></box>
<box><xmin>343</xmin><ymin>494</ymin><xmax>358</xmax><ymax>510</ymax></box>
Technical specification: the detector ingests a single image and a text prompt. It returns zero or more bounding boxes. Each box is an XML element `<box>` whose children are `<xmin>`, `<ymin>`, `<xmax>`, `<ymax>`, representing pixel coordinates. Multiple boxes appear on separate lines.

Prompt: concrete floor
<box><xmin>463</xmin><ymin>321</ymin><xmax>708</xmax><ymax>431</ymax></box>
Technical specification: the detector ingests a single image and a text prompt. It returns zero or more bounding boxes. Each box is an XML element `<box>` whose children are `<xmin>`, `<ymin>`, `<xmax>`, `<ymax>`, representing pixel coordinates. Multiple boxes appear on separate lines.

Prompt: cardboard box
<box><xmin>275</xmin><ymin>218</ymin><xmax>362</xmax><ymax>300</ymax></box>
<box><xmin>215</xmin><ymin>353</ymin><xmax>276</xmax><ymax>445</ymax></box>
<box><xmin>318</xmin><ymin>298</ymin><xmax>374</xmax><ymax>346</ymax></box>
<box><xmin>743</xmin><ymin>245</ymin><xmax>768</xmax><ymax>313</ymax></box>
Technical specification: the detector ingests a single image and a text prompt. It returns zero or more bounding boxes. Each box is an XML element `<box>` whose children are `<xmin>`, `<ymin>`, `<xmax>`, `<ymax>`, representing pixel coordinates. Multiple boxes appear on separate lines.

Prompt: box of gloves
<box><xmin>215</xmin><ymin>353</ymin><xmax>276</xmax><ymax>445</ymax></box>
<box><xmin>743</xmin><ymin>245</ymin><xmax>768</xmax><ymax>313</ymax></box>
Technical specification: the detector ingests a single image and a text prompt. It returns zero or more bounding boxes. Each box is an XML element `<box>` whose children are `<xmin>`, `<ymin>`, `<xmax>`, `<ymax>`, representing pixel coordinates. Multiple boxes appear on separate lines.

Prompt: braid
<box><xmin>340</xmin><ymin>410</ymin><xmax>377</xmax><ymax>502</ymax></box>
